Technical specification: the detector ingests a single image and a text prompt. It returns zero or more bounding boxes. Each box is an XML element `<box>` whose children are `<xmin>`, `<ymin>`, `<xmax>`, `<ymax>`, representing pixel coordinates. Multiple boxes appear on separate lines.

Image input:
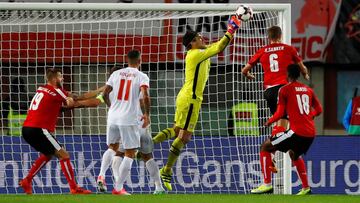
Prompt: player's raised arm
<box><xmin>185</xmin><ymin>16</ymin><xmax>240</xmax><ymax>63</ymax></box>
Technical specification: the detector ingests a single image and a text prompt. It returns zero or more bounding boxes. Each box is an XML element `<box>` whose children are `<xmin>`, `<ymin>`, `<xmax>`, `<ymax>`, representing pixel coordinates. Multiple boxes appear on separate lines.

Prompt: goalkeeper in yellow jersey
<box><xmin>152</xmin><ymin>16</ymin><xmax>241</xmax><ymax>191</ymax></box>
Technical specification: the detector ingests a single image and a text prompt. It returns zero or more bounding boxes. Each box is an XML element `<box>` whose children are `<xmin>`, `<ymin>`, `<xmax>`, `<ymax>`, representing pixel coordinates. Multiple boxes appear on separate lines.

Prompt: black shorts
<box><xmin>264</xmin><ymin>85</ymin><xmax>285</xmax><ymax>115</ymax></box>
<box><xmin>270</xmin><ymin>130</ymin><xmax>314</xmax><ymax>159</ymax></box>
<box><xmin>22</xmin><ymin>127</ymin><xmax>62</xmax><ymax>156</ymax></box>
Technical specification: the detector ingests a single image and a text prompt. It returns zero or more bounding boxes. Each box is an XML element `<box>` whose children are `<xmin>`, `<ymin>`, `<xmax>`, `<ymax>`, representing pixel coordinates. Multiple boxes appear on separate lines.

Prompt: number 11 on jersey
<box><xmin>117</xmin><ymin>79</ymin><xmax>132</xmax><ymax>101</ymax></box>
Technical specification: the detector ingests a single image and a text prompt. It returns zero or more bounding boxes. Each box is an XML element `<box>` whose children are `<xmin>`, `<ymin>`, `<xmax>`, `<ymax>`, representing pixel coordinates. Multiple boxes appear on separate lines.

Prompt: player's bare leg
<box><xmin>97</xmin><ymin>143</ymin><xmax>119</xmax><ymax>192</ymax></box>
<box><xmin>251</xmin><ymin>139</ymin><xmax>277</xmax><ymax>194</ymax></box>
<box><xmin>19</xmin><ymin>154</ymin><xmax>52</xmax><ymax>194</ymax></box>
<box><xmin>55</xmin><ymin>148</ymin><xmax>92</xmax><ymax>194</ymax></box>
<box><xmin>113</xmin><ymin>149</ymin><xmax>135</xmax><ymax>196</ymax></box>
<box><xmin>152</xmin><ymin>125</ymin><xmax>181</xmax><ymax>144</ymax></box>
<box><xmin>160</xmin><ymin>129</ymin><xmax>191</xmax><ymax>191</ymax></box>
<box><xmin>289</xmin><ymin>150</ymin><xmax>311</xmax><ymax>195</ymax></box>
<box><xmin>138</xmin><ymin>152</ymin><xmax>165</xmax><ymax>194</ymax></box>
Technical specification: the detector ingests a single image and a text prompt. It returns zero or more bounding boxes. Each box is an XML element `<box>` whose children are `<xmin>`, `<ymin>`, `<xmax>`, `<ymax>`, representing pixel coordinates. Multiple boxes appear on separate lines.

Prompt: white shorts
<box><xmin>119</xmin><ymin>126</ymin><xmax>154</xmax><ymax>154</ymax></box>
<box><xmin>106</xmin><ymin>124</ymin><xmax>140</xmax><ymax>149</ymax></box>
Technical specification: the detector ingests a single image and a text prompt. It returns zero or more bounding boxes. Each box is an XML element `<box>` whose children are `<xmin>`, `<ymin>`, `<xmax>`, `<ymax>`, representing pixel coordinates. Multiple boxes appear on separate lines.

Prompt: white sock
<box><xmin>146</xmin><ymin>158</ymin><xmax>164</xmax><ymax>191</ymax></box>
<box><xmin>111</xmin><ymin>156</ymin><xmax>123</xmax><ymax>182</ymax></box>
<box><xmin>115</xmin><ymin>156</ymin><xmax>133</xmax><ymax>191</ymax></box>
<box><xmin>99</xmin><ymin>148</ymin><xmax>116</xmax><ymax>177</ymax></box>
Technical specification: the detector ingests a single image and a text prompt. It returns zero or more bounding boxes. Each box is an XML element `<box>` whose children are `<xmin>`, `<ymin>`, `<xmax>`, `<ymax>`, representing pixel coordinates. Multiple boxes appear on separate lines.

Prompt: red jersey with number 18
<box><xmin>277</xmin><ymin>82</ymin><xmax>322</xmax><ymax>137</ymax></box>
<box><xmin>248</xmin><ymin>43</ymin><xmax>302</xmax><ymax>89</ymax></box>
<box><xmin>23</xmin><ymin>84</ymin><xmax>68</xmax><ymax>132</ymax></box>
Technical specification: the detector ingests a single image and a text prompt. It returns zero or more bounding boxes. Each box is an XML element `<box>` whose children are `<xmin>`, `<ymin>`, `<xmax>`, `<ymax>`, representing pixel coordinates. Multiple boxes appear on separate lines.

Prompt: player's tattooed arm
<box><xmin>140</xmin><ymin>86</ymin><xmax>151</xmax><ymax>128</ymax></box>
<box><xmin>140</xmin><ymin>86</ymin><xmax>150</xmax><ymax>115</ymax></box>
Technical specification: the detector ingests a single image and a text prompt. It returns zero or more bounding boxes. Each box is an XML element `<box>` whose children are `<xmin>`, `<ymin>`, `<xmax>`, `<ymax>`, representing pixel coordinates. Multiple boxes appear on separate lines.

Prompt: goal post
<box><xmin>0</xmin><ymin>3</ymin><xmax>291</xmax><ymax>194</ymax></box>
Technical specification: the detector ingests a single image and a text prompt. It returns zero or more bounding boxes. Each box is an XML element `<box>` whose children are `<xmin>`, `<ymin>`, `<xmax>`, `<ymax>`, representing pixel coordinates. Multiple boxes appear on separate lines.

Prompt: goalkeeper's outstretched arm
<box><xmin>197</xmin><ymin>16</ymin><xmax>240</xmax><ymax>62</ymax></box>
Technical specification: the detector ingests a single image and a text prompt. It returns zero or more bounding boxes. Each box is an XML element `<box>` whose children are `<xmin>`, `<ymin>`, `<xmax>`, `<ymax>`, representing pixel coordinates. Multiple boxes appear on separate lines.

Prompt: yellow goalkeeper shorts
<box><xmin>174</xmin><ymin>96</ymin><xmax>201</xmax><ymax>133</ymax></box>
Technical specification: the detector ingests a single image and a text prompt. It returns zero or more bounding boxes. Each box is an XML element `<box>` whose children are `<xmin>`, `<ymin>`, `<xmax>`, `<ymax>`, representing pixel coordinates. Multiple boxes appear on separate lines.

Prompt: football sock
<box><xmin>26</xmin><ymin>154</ymin><xmax>51</xmax><ymax>182</ymax></box>
<box><xmin>146</xmin><ymin>158</ymin><xmax>164</xmax><ymax>191</ymax></box>
<box><xmin>260</xmin><ymin>151</ymin><xmax>272</xmax><ymax>184</ymax></box>
<box><xmin>60</xmin><ymin>158</ymin><xmax>77</xmax><ymax>190</ymax></box>
<box><xmin>153</xmin><ymin>128</ymin><xmax>176</xmax><ymax>144</ymax></box>
<box><xmin>99</xmin><ymin>148</ymin><xmax>116</xmax><ymax>177</ymax></box>
<box><xmin>115</xmin><ymin>156</ymin><xmax>133</xmax><ymax>191</ymax></box>
<box><xmin>111</xmin><ymin>155</ymin><xmax>123</xmax><ymax>182</ymax></box>
<box><xmin>293</xmin><ymin>158</ymin><xmax>309</xmax><ymax>188</ymax></box>
<box><xmin>165</xmin><ymin>137</ymin><xmax>184</xmax><ymax>172</ymax></box>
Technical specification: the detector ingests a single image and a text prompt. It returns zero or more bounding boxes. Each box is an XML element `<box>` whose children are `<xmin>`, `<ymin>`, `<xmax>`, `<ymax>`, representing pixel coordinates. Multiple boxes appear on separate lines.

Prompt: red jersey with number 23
<box><xmin>276</xmin><ymin>82</ymin><xmax>322</xmax><ymax>137</ymax></box>
<box><xmin>23</xmin><ymin>84</ymin><xmax>68</xmax><ymax>132</ymax></box>
<box><xmin>248</xmin><ymin>43</ymin><xmax>302</xmax><ymax>89</ymax></box>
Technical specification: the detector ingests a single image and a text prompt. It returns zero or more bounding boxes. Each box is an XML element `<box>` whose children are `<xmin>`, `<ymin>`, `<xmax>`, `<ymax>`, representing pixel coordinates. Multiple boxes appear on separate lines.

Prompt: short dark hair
<box><xmin>287</xmin><ymin>64</ymin><xmax>301</xmax><ymax>80</ymax></box>
<box><xmin>46</xmin><ymin>68</ymin><xmax>62</xmax><ymax>81</ymax></box>
<box><xmin>182</xmin><ymin>30</ymin><xmax>198</xmax><ymax>49</ymax></box>
<box><xmin>267</xmin><ymin>26</ymin><xmax>282</xmax><ymax>41</ymax></box>
<box><xmin>127</xmin><ymin>49</ymin><xmax>141</xmax><ymax>64</ymax></box>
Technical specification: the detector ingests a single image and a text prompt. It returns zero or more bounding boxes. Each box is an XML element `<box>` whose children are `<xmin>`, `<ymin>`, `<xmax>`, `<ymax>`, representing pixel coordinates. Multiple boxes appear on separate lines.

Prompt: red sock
<box><xmin>26</xmin><ymin>154</ymin><xmax>51</xmax><ymax>181</ymax></box>
<box><xmin>293</xmin><ymin>158</ymin><xmax>309</xmax><ymax>188</ymax></box>
<box><xmin>60</xmin><ymin>158</ymin><xmax>77</xmax><ymax>190</ymax></box>
<box><xmin>260</xmin><ymin>151</ymin><xmax>272</xmax><ymax>184</ymax></box>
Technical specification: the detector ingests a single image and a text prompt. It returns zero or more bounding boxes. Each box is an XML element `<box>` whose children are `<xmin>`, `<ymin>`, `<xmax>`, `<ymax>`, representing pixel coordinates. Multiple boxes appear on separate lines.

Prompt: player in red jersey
<box><xmin>251</xmin><ymin>64</ymin><xmax>322</xmax><ymax>195</ymax></box>
<box><xmin>19</xmin><ymin>68</ymin><xmax>102</xmax><ymax>195</ymax></box>
<box><xmin>242</xmin><ymin>26</ymin><xmax>310</xmax><ymax>129</ymax></box>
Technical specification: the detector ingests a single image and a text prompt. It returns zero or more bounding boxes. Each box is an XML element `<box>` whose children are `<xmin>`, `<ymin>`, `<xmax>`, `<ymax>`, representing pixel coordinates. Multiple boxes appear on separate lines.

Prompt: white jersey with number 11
<box><xmin>106</xmin><ymin>67</ymin><xmax>149</xmax><ymax>126</ymax></box>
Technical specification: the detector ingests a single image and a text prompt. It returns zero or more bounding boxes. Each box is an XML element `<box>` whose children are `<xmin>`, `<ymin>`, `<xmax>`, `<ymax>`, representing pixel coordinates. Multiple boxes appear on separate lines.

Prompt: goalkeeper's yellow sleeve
<box><xmin>196</xmin><ymin>32</ymin><xmax>233</xmax><ymax>62</ymax></box>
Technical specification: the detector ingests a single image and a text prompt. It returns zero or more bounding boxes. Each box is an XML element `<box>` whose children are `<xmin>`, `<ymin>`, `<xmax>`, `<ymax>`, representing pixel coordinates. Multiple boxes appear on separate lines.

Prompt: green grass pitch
<box><xmin>0</xmin><ymin>194</ymin><xmax>359</xmax><ymax>203</ymax></box>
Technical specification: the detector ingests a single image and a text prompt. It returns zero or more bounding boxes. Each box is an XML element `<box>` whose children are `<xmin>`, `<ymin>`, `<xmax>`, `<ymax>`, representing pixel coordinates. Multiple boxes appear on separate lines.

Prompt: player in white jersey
<box><xmin>101</xmin><ymin>50</ymin><xmax>150</xmax><ymax>195</ymax></box>
<box><xmin>94</xmin><ymin>66</ymin><xmax>164</xmax><ymax>194</ymax></box>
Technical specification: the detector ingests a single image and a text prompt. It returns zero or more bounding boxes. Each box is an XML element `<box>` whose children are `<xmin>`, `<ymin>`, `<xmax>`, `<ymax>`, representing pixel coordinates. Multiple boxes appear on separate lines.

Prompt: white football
<box><xmin>236</xmin><ymin>5</ymin><xmax>253</xmax><ymax>22</ymax></box>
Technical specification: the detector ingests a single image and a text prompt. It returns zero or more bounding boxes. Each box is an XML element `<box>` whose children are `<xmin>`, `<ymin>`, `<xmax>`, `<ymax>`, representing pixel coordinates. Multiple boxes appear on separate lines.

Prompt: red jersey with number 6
<box><xmin>277</xmin><ymin>82</ymin><xmax>322</xmax><ymax>137</ymax></box>
<box><xmin>23</xmin><ymin>84</ymin><xmax>68</xmax><ymax>132</ymax></box>
<box><xmin>248</xmin><ymin>43</ymin><xmax>302</xmax><ymax>89</ymax></box>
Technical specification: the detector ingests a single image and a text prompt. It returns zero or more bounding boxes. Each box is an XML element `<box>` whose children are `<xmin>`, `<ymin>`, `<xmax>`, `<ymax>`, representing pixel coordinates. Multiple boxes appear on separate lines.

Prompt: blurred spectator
<box><xmin>343</xmin><ymin>88</ymin><xmax>360</xmax><ymax>135</ymax></box>
<box><xmin>1</xmin><ymin>77</ymin><xmax>30</xmax><ymax>136</ymax></box>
